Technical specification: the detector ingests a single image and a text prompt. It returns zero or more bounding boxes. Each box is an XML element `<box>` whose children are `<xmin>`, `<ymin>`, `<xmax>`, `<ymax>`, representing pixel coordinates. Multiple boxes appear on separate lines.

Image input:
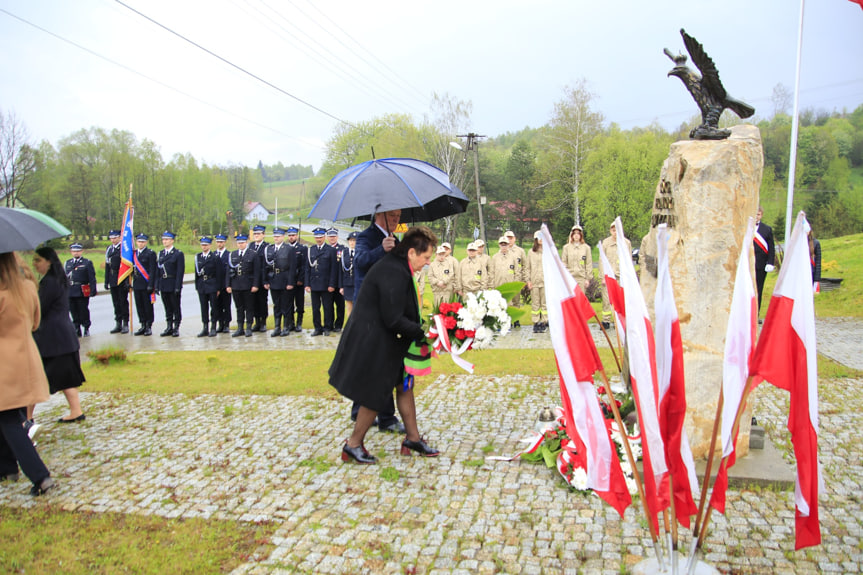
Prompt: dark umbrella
<box><xmin>307</xmin><ymin>158</ymin><xmax>469</xmax><ymax>222</ymax></box>
<box><xmin>0</xmin><ymin>207</ymin><xmax>72</xmax><ymax>253</ymax></box>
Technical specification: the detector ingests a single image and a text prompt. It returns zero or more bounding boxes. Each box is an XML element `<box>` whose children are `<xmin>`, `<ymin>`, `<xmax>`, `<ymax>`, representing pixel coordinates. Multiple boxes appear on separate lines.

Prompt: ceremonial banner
<box><xmin>118</xmin><ymin>201</ymin><xmax>134</xmax><ymax>284</ymax></box>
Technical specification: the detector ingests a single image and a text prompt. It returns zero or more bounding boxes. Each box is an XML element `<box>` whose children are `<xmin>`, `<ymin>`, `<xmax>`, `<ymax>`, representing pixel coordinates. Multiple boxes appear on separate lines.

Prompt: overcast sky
<box><xmin>1</xmin><ymin>0</ymin><xmax>861</xmax><ymax>172</ymax></box>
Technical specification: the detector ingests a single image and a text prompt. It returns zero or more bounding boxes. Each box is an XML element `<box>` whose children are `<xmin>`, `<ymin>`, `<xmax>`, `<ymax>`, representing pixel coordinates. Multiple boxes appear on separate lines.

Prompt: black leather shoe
<box><xmin>379</xmin><ymin>422</ymin><xmax>406</xmax><ymax>434</ymax></box>
<box><xmin>271</xmin><ymin>329</ymin><xmax>281</xmax><ymax>337</ymax></box>
<box><xmin>323</xmin><ymin>330</ymin><xmax>331</xmax><ymax>337</ymax></box>
<box><xmin>401</xmin><ymin>438</ymin><xmax>440</xmax><ymax>457</ymax></box>
<box><xmin>143</xmin><ymin>324</ymin><xmax>152</xmax><ymax>336</ymax></box>
<box><xmin>30</xmin><ymin>477</ymin><xmax>55</xmax><ymax>496</ymax></box>
<box><xmin>245</xmin><ymin>328</ymin><xmax>253</xmax><ymax>337</ymax></box>
<box><xmin>294</xmin><ymin>324</ymin><xmax>302</xmax><ymax>332</ymax></box>
<box><xmin>160</xmin><ymin>326</ymin><xmax>173</xmax><ymax>337</ymax></box>
<box><xmin>232</xmin><ymin>328</ymin><xmax>244</xmax><ymax>337</ymax></box>
<box><xmin>280</xmin><ymin>328</ymin><xmax>291</xmax><ymax>336</ymax></box>
<box><xmin>110</xmin><ymin>322</ymin><xmax>122</xmax><ymax>334</ymax></box>
<box><xmin>311</xmin><ymin>330</ymin><xmax>323</xmax><ymax>337</ymax></box>
<box><xmin>121</xmin><ymin>322</ymin><xmax>129</xmax><ymax>334</ymax></box>
<box><xmin>209</xmin><ymin>327</ymin><xmax>217</xmax><ymax>337</ymax></box>
<box><xmin>172</xmin><ymin>327</ymin><xmax>180</xmax><ymax>337</ymax></box>
<box><xmin>341</xmin><ymin>443</ymin><xmax>376</xmax><ymax>464</ymax></box>
<box><xmin>58</xmin><ymin>414</ymin><xmax>86</xmax><ymax>423</ymax></box>
<box><xmin>197</xmin><ymin>326</ymin><xmax>208</xmax><ymax>337</ymax></box>
<box><xmin>83</xmin><ymin>327</ymin><xmax>90</xmax><ymax>337</ymax></box>
<box><xmin>134</xmin><ymin>326</ymin><xmax>146</xmax><ymax>336</ymax></box>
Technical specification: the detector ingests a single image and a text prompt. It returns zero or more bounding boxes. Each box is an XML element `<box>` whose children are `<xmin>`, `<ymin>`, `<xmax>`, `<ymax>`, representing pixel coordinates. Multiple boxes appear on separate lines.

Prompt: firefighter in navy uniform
<box><xmin>305</xmin><ymin>227</ymin><xmax>338</xmax><ymax>336</ymax></box>
<box><xmin>214</xmin><ymin>233</ymin><xmax>232</xmax><ymax>332</ymax></box>
<box><xmin>104</xmin><ymin>230</ymin><xmax>130</xmax><ymax>333</ymax></box>
<box><xmin>65</xmin><ymin>243</ymin><xmax>97</xmax><ymax>337</ymax></box>
<box><xmin>339</xmin><ymin>231</ymin><xmax>358</xmax><ymax>318</ymax></box>
<box><xmin>194</xmin><ymin>236</ymin><xmax>224</xmax><ymax>337</ymax></box>
<box><xmin>227</xmin><ymin>234</ymin><xmax>260</xmax><ymax>337</ymax></box>
<box><xmin>285</xmin><ymin>225</ymin><xmax>306</xmax><ymax>332</ymax></box>
<box><xmin>326</xmin><ymin>227</ymin><xmax>346</xmax><ymax>332</ymax></box>
<box><xmin>249</xmin><ymin>225</ymin><xmax>269</xmax><ymax>332</ymax></box>
<box><xmin>264</xmin><ymin>228</ymin><xmax>297</xmax><ymax>337</ymax></box>
<box><xmin>155</xmin><ymin>231</ymin><xmax>185</xmax><ymax>337</ymax></box>
<box><xmin>132</xmin><ymin>233</ymin><xmax>157</xmax><ymax>335</ymax></box>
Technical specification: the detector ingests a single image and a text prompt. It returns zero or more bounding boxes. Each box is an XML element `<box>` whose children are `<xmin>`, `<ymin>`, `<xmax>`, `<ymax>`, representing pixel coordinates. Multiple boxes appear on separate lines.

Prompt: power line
<box><xmin>114</xmin><ymin>0</ymin><xmax>354</xmax><ymax>128</ymax></box>
<box><xmin>0</xmin><ymin>6</ymin><xmax>323</xmax><ymax>151</ymax></box>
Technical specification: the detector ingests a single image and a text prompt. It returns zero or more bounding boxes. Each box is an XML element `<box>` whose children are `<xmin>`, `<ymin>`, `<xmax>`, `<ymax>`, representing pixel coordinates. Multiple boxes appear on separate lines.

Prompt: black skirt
<box><xmin>42</xmin><ymin>352</ymin><xmax>86</xmax><ymax>394</ymax></box>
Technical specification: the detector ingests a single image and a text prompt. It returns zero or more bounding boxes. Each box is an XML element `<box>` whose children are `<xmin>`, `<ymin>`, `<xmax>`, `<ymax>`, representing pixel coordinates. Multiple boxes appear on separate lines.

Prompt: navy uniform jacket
<box><xmin>216</xmin><ymin>248</ymin><xmax>231</xmax><ymax>290</ymax></box>
<box><xmin>194</xmin><ymin>251</ymin><xmax>224</xmax><ymax>295</ymax></box>
<box><xmin>305</xmin><ymin>243</ymin><xmax>338</xmax><ymax>291</ymax></box>
<box><xmin>287</xmin><ymin>240</ymin><xmax>307</xmax><ymax>287</ymax></box>
<box><xmin>354</xmin><ymin>224</ymin><xmax>398</xmax><ymax>298</ymax></box>
<box><xmin>339</xmin><ymin>246</ymin><xmax>355</xmax><ymax>290</ymax></box>
<box><xmin>228</xmin><ymin>249</ymin><xmax>260</xmax><ymax>291</ymax></box>
<box><xmin>250</xmin><ymin>241</ymin><xmax>269</xmax><ymax>285</ymax></box>
<box><xmin>65</xmin><ymin>257</ymin><xmax>97</xmax><ymax>298</ymax></box>
<box><xmin>132</xmin><ymin>247</ymin><xmax>157</xmax><ymax>291</ymax></box>
<box><xmin>105</xmin><ymin>243</ymin><xmax>129</xmax><ymax>289</ymax></box>
<box><xmin>155</xmin><ymin>249</ymin><xmax>185</xmax><ymax>293</ymax></box>
<box><xmin>264</xmin><ymin>244</ymin><xmax>297</xmax><ymax>290</ymax></box>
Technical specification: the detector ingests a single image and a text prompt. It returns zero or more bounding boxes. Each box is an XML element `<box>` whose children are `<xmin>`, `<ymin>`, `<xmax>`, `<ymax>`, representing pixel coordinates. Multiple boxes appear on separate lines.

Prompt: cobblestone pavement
<box><xmin>3</xmin><ymin>319</ymin><xmax>862</xmax><ymax>574</ymax></box>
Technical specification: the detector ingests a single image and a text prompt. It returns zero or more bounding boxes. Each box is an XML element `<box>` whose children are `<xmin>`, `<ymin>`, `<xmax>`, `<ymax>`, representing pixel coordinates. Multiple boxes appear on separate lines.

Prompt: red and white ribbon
<box><xmin>427</xmin><ymin>313</ymin><xmax>474</xmax><ymax>374</ymax></box>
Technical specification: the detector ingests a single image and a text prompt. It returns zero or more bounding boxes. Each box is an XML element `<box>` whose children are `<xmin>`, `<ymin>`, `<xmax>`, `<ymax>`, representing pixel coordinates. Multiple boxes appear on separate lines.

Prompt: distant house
<box><xmin>244</xmin><ymin>201</ymin><xmax>273</xmax><ymax>222</ymax></box>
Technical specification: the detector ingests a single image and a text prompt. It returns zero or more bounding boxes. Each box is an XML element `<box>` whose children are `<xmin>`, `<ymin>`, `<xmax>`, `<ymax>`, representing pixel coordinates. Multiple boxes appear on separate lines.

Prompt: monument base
<box><xmin>632</xmin><ymin>553</ymin><xmax>719</xmax><ymax>575</ymax></box>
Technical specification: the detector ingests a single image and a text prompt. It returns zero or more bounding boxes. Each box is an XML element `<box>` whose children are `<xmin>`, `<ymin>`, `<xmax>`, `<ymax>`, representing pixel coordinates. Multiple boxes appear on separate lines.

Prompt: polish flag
<box><xmin>709</xmin><ymin>217</ymin><xmax>758</xmax><ymax>515</ymax></box>
<box><xmin>850</xmin><ymin>0</ymin><xmax>863</xmax><ymax>11</ymax></box>
<box><xmin>613</xmin><ymin>217</ymin><xmax>668</xmax><ymax>531</ymax></box>
<box><xmin>654</xmin><ymin>224</ymin><xmax>699</xmax><ymax>528</ymax></box>
<box><xmin>598</xmin><ymin>240</ymin><xmax>627</xmax><ymax>331</ymax></box>
<box><xmin>749</xmin><ymin>212</ymin><xmax>821</xmax><ymax>550</ymax></box>
<box><xmin>541</xmin><ymin>225</ymin><xmax>631</xmax><ymax>516</ymax></box>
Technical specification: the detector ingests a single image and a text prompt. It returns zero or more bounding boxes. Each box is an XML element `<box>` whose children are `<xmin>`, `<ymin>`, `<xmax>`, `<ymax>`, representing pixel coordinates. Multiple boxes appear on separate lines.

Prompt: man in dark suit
<box><xmin>249</xmin><ymin>225</ymin><xmax>269</xmax><ymax>332</ymax></box>
<box><xmin>132</xmin><ymin>233</ymin><xmax>157</xmax><ymax>336</ymax></box>
<box><xmin>305</xmin><ymin>227</ymin><xmax>338</xmax><ymax>336</ymax></box>
<box><xmin>326</xmin><ymin>227</ymin><xmax>346</xmax><ymax>332</ymax></box>
<box><xmin>264</xmin><ymin>228</ymin><xmax>297</xmax><ymax>337</ymax></box>
<box><xmin>214</xmin><ymin>233</ymin><xmax>232</xmax><ymax>332</ymax></box>
<box><xmin>65</xmin><ymin>243</ymin><xmax>97</xmax><ymax>337</ymax></box>
<box><xmin>227</xmin><ymin>234</ymin><xmax>260</xmax><ymax>337</ymax></box>
<box><xmin>351</xmin><ymin>209</ymin><xmax>404</xmax><ymax>433</ymax></box>
<box><xmin>285</xmin><ymin>226</ymin><xmax>306</xmax><ymax>332</ymax></box>
<box><xmin>753</xmin><ymin>206</ymin><xmax>775</xmax><ymax>317</ymax></box>
<box><xmin>194</xmin><ymin>236</ymin><xmax>224</xmax><ymax>337</ymax></box>
<box><xmin>155</xmin><ymin>231</ymin><xmax>185</xmax><ymax>337</ymax></box>
<box><xmin>105</xmin><ymin>229</ymin><xmax>130</xmax><ymax>334</ymax></box>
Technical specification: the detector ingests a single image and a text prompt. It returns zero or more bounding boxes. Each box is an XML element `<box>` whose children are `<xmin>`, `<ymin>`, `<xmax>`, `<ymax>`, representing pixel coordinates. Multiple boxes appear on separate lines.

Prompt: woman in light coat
<box><xmin>562</xmin><ymin>225</ymin><xmax>593</xmax><ymax>290</ymax></box>
<box><xmin>0</xmin><ymin>251</ymin><xmax>55</xmax><ymax>495</ymax></box>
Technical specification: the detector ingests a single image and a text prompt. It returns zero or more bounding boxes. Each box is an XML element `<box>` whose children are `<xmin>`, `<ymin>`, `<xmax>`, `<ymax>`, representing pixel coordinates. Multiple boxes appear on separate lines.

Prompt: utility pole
<box><xmin>457</xmin><ymin>132</ymin><xmax>486</xmax><ymax>245</ymax></box>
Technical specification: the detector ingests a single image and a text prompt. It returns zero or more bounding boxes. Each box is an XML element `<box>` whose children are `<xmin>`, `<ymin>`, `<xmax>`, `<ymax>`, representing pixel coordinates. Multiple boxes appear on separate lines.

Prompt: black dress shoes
<box><xmin>57</xmin><ymin>414</ymin><xmax>86</xmax><ymax>423</ymax></box>
<box><xmin>379</xmin><ymin>422</ymin><xmax>406</xmax><ymax>434</ymax></box>
<box><xmin>401</xmin><ymin>438</ymin><xmax>440</xmax><ymax>457</ymax></box>
<box><xmin>341</xmin><ymin>442</ymin><xmax>376</xmax><ymax>464</ymax></box>
<box><xmin>311</xmin><ymin>330</ymin><xmax>323</xmax><ymax>337</ymax></box>
<box><xmin>30</xmin><ymin>477</ymin><xmax>56</xmax><ymax>496</ymax></box>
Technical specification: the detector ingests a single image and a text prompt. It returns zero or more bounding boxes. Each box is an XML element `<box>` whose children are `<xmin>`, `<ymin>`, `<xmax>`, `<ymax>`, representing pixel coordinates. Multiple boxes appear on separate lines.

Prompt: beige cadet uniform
<box><xmin>429</xmin><ymin>255</ymin><xmax>457</xmax><ymax>306</ymax></box>
<box><xmin>457</xmin><ymin>254</ymin><xmax>486</xmax><ymax>295</ymax></box>
<box><xmin>562</xmin><ymin>241</ymin><xmax>593</xmax><ymax>289</ymax></box>
<box><xmin>508</xmin><ymin>243</ymin><xmax>527</xmax><ymax>305</ymax></box>
<box><xmin>524</xmin><ymin>245</ymin><xmax>546</xmax><ymax>324</ymax></box>
<box><xmin>413</xmin><ymin>265</ymin><xmax>428</xmax><ymax>301</ymax></box>
<box><xmin>600</xmin><ymin>233</ymin><xmax>631</xmax><ymax>323</ymax></box>
<box><xmin>489</xmin><ymin>249</ymin><xmax>520</xmax><ymax>289</ymax></box>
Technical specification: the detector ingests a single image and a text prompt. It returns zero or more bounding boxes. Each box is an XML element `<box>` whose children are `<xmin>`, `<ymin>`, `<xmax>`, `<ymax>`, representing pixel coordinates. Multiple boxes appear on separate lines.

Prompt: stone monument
<box><xmin>638</xmin><ymin>124</ymin><xmax>763</xmax><ymax>459</ymax></box>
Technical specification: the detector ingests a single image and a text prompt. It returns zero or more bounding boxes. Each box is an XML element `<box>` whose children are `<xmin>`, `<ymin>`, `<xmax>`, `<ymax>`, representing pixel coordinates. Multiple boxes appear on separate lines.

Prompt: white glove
<box><xmin>765</xmin><ymin>264</ymin><xmax>775</xmax><ymax>273</ymax></box>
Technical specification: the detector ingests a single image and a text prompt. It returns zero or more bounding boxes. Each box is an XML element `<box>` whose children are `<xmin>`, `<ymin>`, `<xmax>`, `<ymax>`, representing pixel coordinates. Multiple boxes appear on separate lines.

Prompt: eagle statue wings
<box><xmin>665</xmin><ymin>29</ymin><xmax>755</xmax><ymax>140</ymax></box>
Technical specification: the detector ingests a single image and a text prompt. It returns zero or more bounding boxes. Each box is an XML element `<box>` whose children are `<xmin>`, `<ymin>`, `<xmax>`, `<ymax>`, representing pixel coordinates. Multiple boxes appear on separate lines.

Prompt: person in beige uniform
<box><xmin>524</xmin><ymin>230</ymin><xmax>547</xmax><ymax>333</ymax></box>
<box><xmin>489</xmin><ymin>236</ymin><xmax>520</xmax><ymax>289</ymax></box>
<box><xmin>474</xmin><ymin>239</ymin><xmax>490</xmax><ymax>280</ymax></box>
<box><xmin>600</xmin><ymin>222</ymin><xmax>631</xmax><ymax>329</ymax></box>
<box><xmin>504</xmin><ymin>230</ymin><xmax>526</xmax><ymax>307</ymax></box>
<box><xmin>412</xmin><ymin>264</ymin><xmax>428</xmax><ymax>306</ymax></box>
<box><xmin>457</xmin><ymin>243</ymin><xmax>486</xmax><ymax>296</ymax></box>
<box><xmin>562</xmin><ymin>225</ymin><xmax>593</xmax><ymax>290</ymax></box>
<box><xmin>429</xmin><ymin>246</ymin><xmax>457</xmax><ymax>306</ymax></box>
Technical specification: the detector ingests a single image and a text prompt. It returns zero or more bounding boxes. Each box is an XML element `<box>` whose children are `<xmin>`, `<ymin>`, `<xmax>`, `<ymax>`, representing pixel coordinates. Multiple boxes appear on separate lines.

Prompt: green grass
<box><xmin>0</xmin><ymin>505</ymin><xmax>275</xmax><ymax>574</ymax></box>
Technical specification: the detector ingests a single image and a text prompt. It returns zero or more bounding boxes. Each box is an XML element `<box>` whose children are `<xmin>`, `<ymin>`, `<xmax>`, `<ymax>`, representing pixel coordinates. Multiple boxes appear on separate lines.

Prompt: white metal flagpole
<box><xmin>785</xmin><ymin>0</ymin><xmax>805</xmax><ymax>243</ymax></box>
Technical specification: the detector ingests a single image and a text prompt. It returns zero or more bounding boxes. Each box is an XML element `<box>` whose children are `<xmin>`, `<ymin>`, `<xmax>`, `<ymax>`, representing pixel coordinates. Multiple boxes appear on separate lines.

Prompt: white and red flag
<box><xmin>654</xmin><ymin>224</ymin><xmax>699</xmax><ymax>528</ymax></box>
<box><xmin>749</xmin><ymin>211</ymin><xmax>821</xmax><ymax>550</ymax></box>
<box><xmin>541</xmin><ymin>225</ymin><xmax>631</xmax><ymax>516</ymax></box>
<box><xmin>598</xmin><ymin>240</ymin><xmax>626</xmax><ymax>332</ymax></box>
<box><xmin>708</xmin><ymin>217</ymin><xmax>758</xmax><ymax>515</ymax></box>
<box><xmin>613</xmin><ymin>217</ymin><xmax>668</xmax><ymax>531</ymax></box>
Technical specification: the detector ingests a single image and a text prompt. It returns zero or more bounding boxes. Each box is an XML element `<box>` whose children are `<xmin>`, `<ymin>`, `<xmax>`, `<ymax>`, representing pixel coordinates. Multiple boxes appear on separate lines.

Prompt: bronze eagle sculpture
<box><xmin>664</xmin><ymin>29</ymin><xmax>755</xmax><ymax>140</ymax></box>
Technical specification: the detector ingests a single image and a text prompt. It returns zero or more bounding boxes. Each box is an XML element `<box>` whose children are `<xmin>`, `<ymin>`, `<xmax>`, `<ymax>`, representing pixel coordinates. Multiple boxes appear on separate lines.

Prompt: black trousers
<box><xmin>110</xmin><ymin>286</ymin><xmax>129</xmax><ymax>322</ymax></box>
<box><xmin>270</xmin><ymin>288</ymin><xmax>288</xmax><ymax>322</ymax></box>
<box><xmin>285</xmin><ymin>285</ymin><xmax>304</xmax><ymax>328</ymax></box>
<box><xmin>217</xmin><ymin>290</ymin><xmax>232</xmax><ymax>325</ymax></box>
<box><xmin>161</xmin><ymin>291</ymin><xmax>182</xmax><ymax>324</ymax></box>
<box><xmin>253</xmin><ymin>288</ymin><xmax>269</xmax><ymax>322</ymax></box>
<box><xmin>232</xmin><ymin>289</ymin><xmax>255</xmax><ymax>327</ymax></box>
<box><xmin>332</xmin><ymin>291</ymin><xmax>345</xmax><ymax>329</ymax></box>
<box><xmin>0</xmin><ymin>408</ymin><xmax>51</xmax><ymax>486</ymax></box>
<box><xmin>310</xmin><ymin>290</ymin><xmax>333</xmax><ymax>331</ymax></box>
<box><xmin>133</xmin><ymin>290</ymin><xmax>155</xmax><ymax>324</ymax></box>
<box><xmin>69</xmin><ymin>296</ymin><xmax>91</xmax><ymax>328</ymax></box>
<box><xmin>198</xmin><ymin>291</ymin><xmax>218</xmax><ymax>324</ymax></box>
<box><xmin>755</xmin><ymin>267</ymin><xmax>767</xmax><ymax>313</ymax></box>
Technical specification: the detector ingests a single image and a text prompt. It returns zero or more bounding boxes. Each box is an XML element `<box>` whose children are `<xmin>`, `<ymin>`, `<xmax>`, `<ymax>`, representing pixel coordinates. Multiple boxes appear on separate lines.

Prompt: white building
<box><xmin>244</xmin><ymin>201</ymin><xmax>273</xmax><ymax>222</ymax></box>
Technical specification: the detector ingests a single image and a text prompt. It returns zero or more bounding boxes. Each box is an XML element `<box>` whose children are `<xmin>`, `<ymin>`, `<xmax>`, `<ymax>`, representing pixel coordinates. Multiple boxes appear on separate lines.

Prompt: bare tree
<box><xmin>547</xmin><ymin>79</ymin><xmax>604</xmax><ymax>225</ymax></box>
<box><xmin>0</xmin><ymin>109</ymin><xmax>37</xmax><ymax>207</ymax></box>
<box><xmin>771</xmin><ymin>83</ymin><xmax>793</xmax><ymax>117</ymax></box>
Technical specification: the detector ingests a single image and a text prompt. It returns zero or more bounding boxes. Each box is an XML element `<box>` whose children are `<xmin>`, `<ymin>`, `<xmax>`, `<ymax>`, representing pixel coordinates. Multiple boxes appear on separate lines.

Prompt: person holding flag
<box><xmin>105</xmin><ymin>230</ymin><xmax>130</xmax><ymax>334</ymax></box>
<box><xmin>132</xmin><ymin>233</ymin><xmax>157</xmax><ymax>336</ymax></box>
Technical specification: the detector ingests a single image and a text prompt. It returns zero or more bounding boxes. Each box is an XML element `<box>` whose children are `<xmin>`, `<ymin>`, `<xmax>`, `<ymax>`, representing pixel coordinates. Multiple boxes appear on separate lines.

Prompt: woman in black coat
<box><xmin>329</xmin><ymin>226</ymin><xmax>438</xmax><ymax>463</ymax></box>
<box><xmin>31</xmin><ymin>247</ymin><xmax>86</xmax><ymax>423</ymax></box>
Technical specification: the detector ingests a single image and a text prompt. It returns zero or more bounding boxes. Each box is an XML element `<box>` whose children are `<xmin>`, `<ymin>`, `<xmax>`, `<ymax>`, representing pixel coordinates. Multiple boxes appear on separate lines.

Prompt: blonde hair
<box><xmin>0</xmin><ymin>252</ymin><xmax>38</xmax><ymax>317</ymax></box>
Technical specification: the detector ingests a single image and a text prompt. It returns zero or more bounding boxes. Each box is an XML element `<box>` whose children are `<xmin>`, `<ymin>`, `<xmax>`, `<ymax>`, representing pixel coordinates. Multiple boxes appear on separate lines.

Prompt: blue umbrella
<box><xmin>308</xmin><ymin>158</ymin><xmax>469</xmax><ymax>222</ymax></box>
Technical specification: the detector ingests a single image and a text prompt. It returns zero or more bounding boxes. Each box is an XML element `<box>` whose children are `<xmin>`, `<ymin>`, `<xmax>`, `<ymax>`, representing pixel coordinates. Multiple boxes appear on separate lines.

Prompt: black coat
<box><xmin>194</xmin><ymin>251</ymin><xmax>224</xmax><ymax>295</ymax></box>
<box><xmin>33</xmin><ymin>274</ymin><xmax>79</xmax><ymax>358</ymax></box>
<box><xmin>132</xmin><ymin>247</ymin><xmax>157</xmax><ymax>291</ymax></box>
<box><xmin>105</xmin><ymin>243</ymin><xmax>129</xmax><ymax>289</ymax></box>
<box><xmin>305</xmin><ymin>242</ymin><xmax>338</xmax><ymax>291</ymax></box>
<box><xmin>65</xmin><ymin>257</ymin><xmax>97</xmax><ymax>298</ymax></box>
<box><xmin>250</xmin><ymin>241</ymin><xmax>268</xmax><ymax>285</ymax></box>
<box><xmin>228</xmin><ymin>249</ymin><xmax>260</xmax><ymax>291</ymax></box>
<box><xmin>328</xmin><ymin>252</ymin><xmax>425</xmax><ymax>412</ymax></box>
<box><xmin>354</xmin><ymin>224</ymin><xmax>387</xmax><ymax>298</ymax></box>
<box><xmin>754</xmin><ymin>221</ymin><xmax>775</xmax><ymax>270</ymax></box>
<box><xmin>338</xmin><ymin>246</ymin><xmax>355</xmax><ymax>289</ymax></box>
<box><xmin>264</xmin><ymin>243</ymin><xmax>297</xmax><ymax>290</ymax></box>
<box><xmin>287</xmin><ymin>241</ymin><xmax>307</xmax><ymax>287</ymax></box>
<box><xmin>155</xmin><ymin>249</ymin><xmax>185</xmax><ymax>293</ymax></box>
<box><xmin>216</xmin><ymin>248</ymin><xmax>231</xmax><ymax>289</ymax></box>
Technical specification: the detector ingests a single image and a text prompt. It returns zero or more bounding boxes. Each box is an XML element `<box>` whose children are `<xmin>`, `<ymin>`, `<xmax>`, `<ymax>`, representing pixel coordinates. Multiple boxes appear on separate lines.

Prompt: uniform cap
<box><xmin>571</xmin><ymin>224</ymin><xmax>583</xmax><ymax>232</ymax></box>
<box><xmin>252</xmin><ymin>225</ymin><xmax>266</xmax><ymax>233</ymax></box>
<box><xmin>273</xmin><ymin>228</ymin><xmax>286</xmax><ymax>236</ymax></box>
<box><xmin>199</xmin><ymin>236</ymin><xmax>212</xmax><ymax>244</ymax></box>
<box><xmin>214</xmin><ymin>233</ymin><xmax>227</xmax><ymax>241</ymax></box>
<box><xmin>436</xmin><ymin>246</ymin><xmax>446</xmax><ymax>254</ymax></box>
<box><xmin>108</xmin><ymin>229</ymin><xmax>121</xmax><ymax>238</ymax></box>
<box><xmin>504</xmin><ymin>230</ymin><xmax>515</xmax><ymax>238</ymax></box>
<box><xmin>534</xmin><ymin>230</ymin><xmax>542</xmax><ymax>240</ymax></box>
<box><xmin>313</xmin><ymin>227</ymin><xmax>326</xmax><ymax>236</ymax></box>
<box><xmin>467</xmin><ymin>242</ymin><xmax>477</xmax><ymax>251</ymax></box>
<box><xmin>70</xmin><ymin>242</ymin><xmax>83</xmax><ymax>250</ymax></box>
<box><xmin>326</xmin><ymin>228</ymin><xmax>339</xmax><ymax>237</ymax></box>
<box><xmin>136</xmin><ymin>233</ymin><xmax>149</xmax><ymax>241</ymax></box>
<box><xmin>347</xmin><ymin>231</ymin><xmax>358</xmax><ymax>240</ymax></box>
<box><xmin>286</xmin><ymin>226</ymin><xmax>299</xmax><ymax>234</ymax></box>
<box><xmin>161</xmin><ymin>230</ymin><xmax>176</xmax><ymax>239</ymax></box>
<box><xmin>442</xmin><ymin>242</ymin><xmax>452</xmax><ymax>250</ymax></box>
<box><xmin>475</xmin><ymin>239</ymin><xmax>485</xmax><ymax>247</ymax></box>
<box><xmin>236</xmin><ymin>234</ymin><xmax>249</xmax><ymax>241</ymax></box>
<box><xmin>498</xmin><ymin>236</ymin><xmax>509</xmax><ymax>245</ymax></box>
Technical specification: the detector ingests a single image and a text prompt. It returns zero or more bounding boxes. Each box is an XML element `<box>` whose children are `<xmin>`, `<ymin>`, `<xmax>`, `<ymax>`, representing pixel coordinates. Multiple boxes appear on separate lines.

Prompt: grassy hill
<box><xmin>257</xmin><ymin>177</ymin><xmax>328</xmax><ymax>219</ymax></box>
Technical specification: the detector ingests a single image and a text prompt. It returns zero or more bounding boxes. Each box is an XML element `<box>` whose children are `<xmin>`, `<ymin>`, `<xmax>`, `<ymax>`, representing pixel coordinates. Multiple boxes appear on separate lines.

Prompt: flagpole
<box><xmin>784</xmin><ymin>0</ymin><xmax>805</xmax><ymax>243</ymax></box>
<box><xmin>127</xmin><ymin>184</ymin><xmax>134</xmax><ymax>335</ymax></box>
<box><xmin>597</xmin><ymin>320</ymin><xmax>622</xmax><ymax>372</ymax></box>
<box><xmin>690</xmin><ymin>389</ymin><xmax>724</xmax><ymax>543</ymax></box>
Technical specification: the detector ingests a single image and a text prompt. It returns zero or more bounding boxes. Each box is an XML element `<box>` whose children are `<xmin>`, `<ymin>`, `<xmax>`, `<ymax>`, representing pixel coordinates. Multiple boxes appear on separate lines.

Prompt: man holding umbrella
<box><xmin>65</xmin><ymin>243</ymin><xmax>97</xmax><ymax>337</ymax></box>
